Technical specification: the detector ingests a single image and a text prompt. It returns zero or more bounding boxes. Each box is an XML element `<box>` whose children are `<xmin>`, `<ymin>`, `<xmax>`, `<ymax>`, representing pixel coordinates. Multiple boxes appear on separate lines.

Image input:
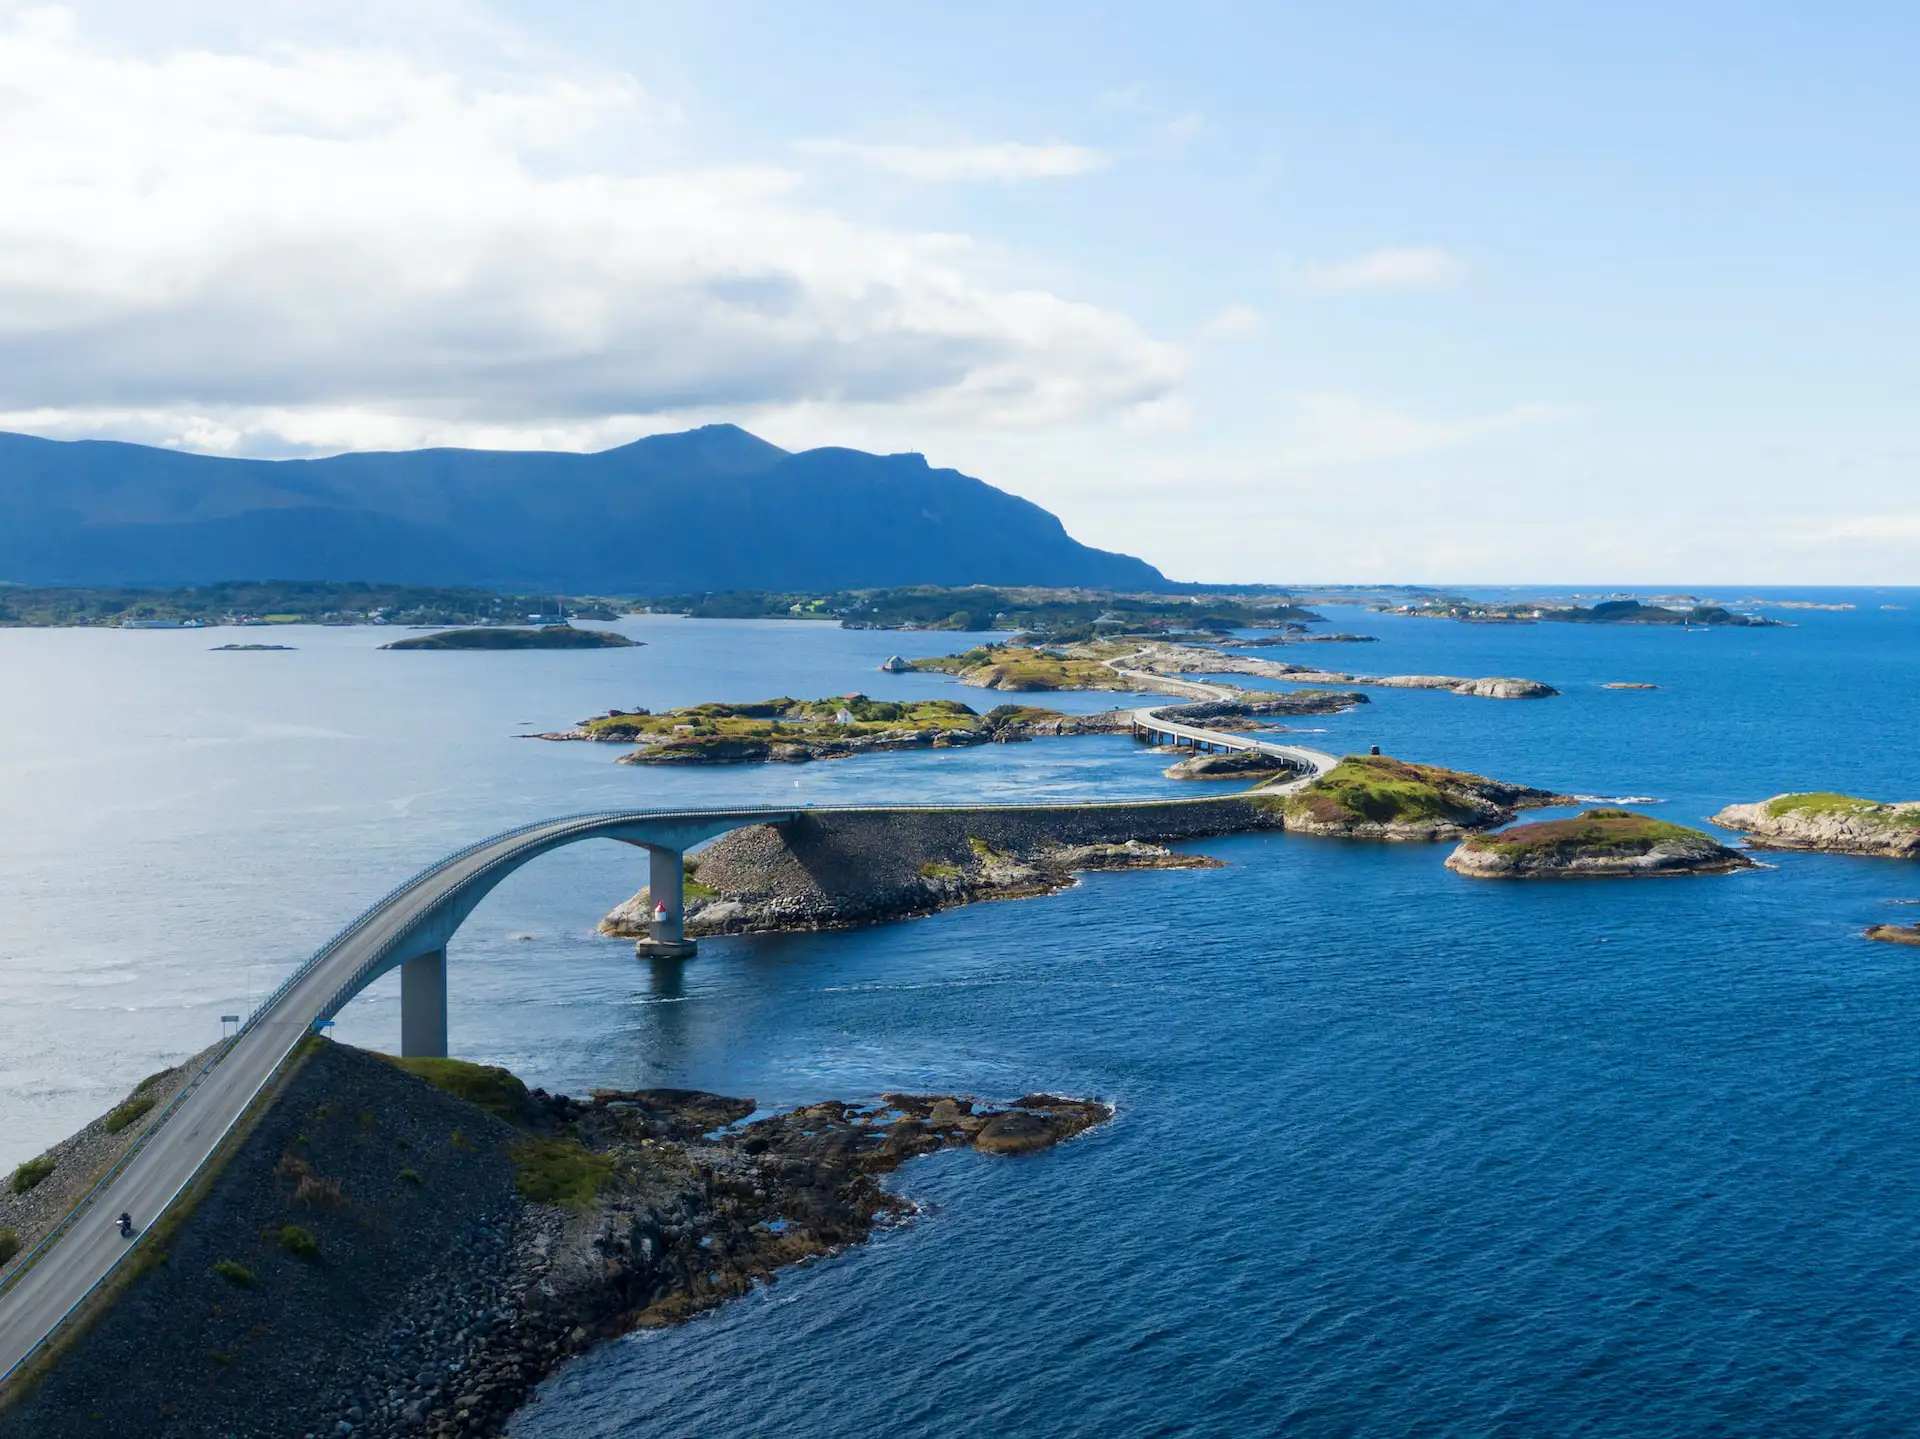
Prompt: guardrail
<box><xmin>4</xmin><ymin>789</ymin><xmax>1304</xmax><ymax>1384</ymax></box>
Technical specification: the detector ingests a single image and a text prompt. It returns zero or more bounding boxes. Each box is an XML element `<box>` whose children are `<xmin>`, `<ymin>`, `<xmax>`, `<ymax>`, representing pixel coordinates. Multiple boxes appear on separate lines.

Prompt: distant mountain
<box><xmin>0</xmin><ymin>425</ymin><xmax>1168</xmax><ymax>593</ymax></box>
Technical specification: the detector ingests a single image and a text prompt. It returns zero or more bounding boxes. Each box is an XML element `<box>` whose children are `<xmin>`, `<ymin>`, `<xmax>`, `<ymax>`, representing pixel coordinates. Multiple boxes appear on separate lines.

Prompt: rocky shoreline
<box><xmin>0</xmin><ymin>1043</ymin><xmax>1109</xmax><ymax>1439</ymax></box>
<box><xmin>1711</xmin><ymin>793</ymin><xmax>1920</xmax><ymax>858</ymax></box>
<box><xmin>603</xmin><ymin>801</ymin><xmax>1268</xmax><ymax>939</ymax></box>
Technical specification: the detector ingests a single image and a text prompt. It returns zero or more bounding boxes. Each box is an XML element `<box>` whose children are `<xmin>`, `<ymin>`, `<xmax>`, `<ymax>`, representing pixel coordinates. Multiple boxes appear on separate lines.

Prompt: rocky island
<box><xmin>1446</xmin><ymin>809</ymin><xmax>1755</xmax><ymax>878</ymax></box>
<box><xmin>912</xmin><ymin>640</ymin><xmax>1558</xmax><ymax>701</ymax></box>
<box><xmin>0</xmin><ymin>1041</ymin><xmax>1108</xmax><ymax>1439</ymax></box>
<box><xmin>535</xmin><ymin>694</ymin><xmax>1136</xmax><ymax>765</ymax></box>
<box><xmin>1275</xmin><ymin>754</ymin><xmax>1569</xmax><ymax>841</ymax></box>
<box><xmin>1710</xmin><ymin>793</ymin><xmax>1920</xmax><ymax>858</ymax></box>
<box><xmin>382</xmin><ymin>625</ymin><xmax>639</xmax><ymax>651</ymax></box>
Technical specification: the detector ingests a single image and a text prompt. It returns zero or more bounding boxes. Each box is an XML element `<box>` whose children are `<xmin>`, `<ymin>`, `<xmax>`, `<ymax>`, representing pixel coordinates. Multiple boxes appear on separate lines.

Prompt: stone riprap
<box><xmin>602</xmin><ymin>798</ymin><xmax>1283</xmax><ymax>938</ymax></box>
<box><xmin>0</xmin><ymin>1043</ymin><xmax>1108</xmax><ymax>1439</ymax></box>
<box><xmin>0</xmin><ymin>1047</ymin><xmax>218</xmax><ymax>1286</ymax></box>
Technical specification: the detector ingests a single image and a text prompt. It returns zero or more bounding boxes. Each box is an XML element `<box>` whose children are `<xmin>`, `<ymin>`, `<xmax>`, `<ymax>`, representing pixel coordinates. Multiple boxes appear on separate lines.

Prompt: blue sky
<box><xmin>1</xmin><ymin>1</ymin><xmax>1913</xmax><ymax>581</ymax></box>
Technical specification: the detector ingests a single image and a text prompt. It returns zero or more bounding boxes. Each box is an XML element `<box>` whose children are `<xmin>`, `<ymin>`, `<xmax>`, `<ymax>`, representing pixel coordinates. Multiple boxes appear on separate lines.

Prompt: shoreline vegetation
<box><xmin>0</xmin><ymin>581</ymin><xmax>1790</xmax><ymax>637</ymax></box>
<box><xmin>0</xmin><ymin>1040</ymin><xmax>1109</xmax><ymax>1439</ymax></box>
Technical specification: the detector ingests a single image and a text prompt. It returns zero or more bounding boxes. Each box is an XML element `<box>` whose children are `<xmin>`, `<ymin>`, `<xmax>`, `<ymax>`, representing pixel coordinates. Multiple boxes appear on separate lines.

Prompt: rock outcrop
<box><xmin>0</xmin><ymin>1043</ymin><xmax>1110</xmax><ymax>1439</ymax></box>
<box><xmin>1711</xmin><ymin>793</ymin><xmax>1920</xmax><ymax>858</ymax></box>
<box><xmin>1162</xmin><ymin>750</ymin><xmax>1293</xmax><ymax>780</ymax></box>
<box><xmin>1446</xmin><ymin>809</ymin><xmax>1754</xmax><ymax>878</ymax></box>
<box><xmin>601</xmin><ymin>799</ymin><xmax>1282</xmax><ymax>938</ymax></box>
<box><xmin>1278</xmin><ymin>754</ymin><xmax>1568</xmax><ymax>841</ymax></box>
<box><xmin>1866</xmin><ymin>924</ymin><xmax>1920</xmax><ymax>946</ymax></box>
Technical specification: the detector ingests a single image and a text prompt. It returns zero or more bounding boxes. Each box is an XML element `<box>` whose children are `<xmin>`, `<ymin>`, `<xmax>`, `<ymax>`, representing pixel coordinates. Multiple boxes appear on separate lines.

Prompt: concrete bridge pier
<box><xmin>635</xmin><ymin>844</ymin><xmax>697</xmax><ymax>960</ymax></box>
<box><xmin>399</xmin><ymin>948</ymin><xmax>448</xmax><ymax>1058</ymax></box>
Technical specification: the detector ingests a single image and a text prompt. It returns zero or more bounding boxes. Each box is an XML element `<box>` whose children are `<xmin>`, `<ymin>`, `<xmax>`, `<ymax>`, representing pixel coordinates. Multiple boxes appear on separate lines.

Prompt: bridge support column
<box><xmin>400</xmin><ymin>949</ymin><xmax>448</xmax><ymax>1058</ymax></box>
<box><xmin>636</xmin><ymin>846</ymin><xmax>697</xmax><ymax>960</ymax></box>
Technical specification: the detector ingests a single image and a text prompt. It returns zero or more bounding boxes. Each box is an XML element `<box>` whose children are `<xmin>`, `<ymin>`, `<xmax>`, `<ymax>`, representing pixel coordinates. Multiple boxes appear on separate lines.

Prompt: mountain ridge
<box><xmin>0</xmin><ymin>425</ymin><xmax>1168</xmax><ymax>593</ymax></box>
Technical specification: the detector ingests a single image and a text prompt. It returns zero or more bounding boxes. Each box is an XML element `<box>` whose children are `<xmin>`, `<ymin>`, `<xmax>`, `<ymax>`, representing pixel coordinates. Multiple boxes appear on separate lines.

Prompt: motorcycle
<box><xmin>116</xmin><ymin>1212</ymin><xmax>134</xmax><ymax>1238</ymax></box>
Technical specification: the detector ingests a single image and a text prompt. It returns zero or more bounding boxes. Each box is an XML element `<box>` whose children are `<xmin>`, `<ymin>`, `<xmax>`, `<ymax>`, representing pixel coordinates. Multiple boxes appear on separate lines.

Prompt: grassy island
<box><xmin>554</xmin><ymin>694</ymin><xmax>1127</xmax><ymax>764</ymax></box>
<box><xmin>381</xmin><ymin>626</ymin><xmax>638</xmax><ymax>651</ymax></box>
<box><xmin>1448</xmin><ymin>808</ymin><xmax>1753</xmax><ymax>878</ymax></box>
<box><xmin>1275</xmin><ymin>754</ymin><xmax>1563</xmax><ymax>839</ymax></box>
<box><xmin>1711</xmin><ymin>792</ymin><xmax>1920</xmax><ymax>857</ymax></box>
<box><xmin>911</xmin><ymin>644</ymin><xmax>1132</xmax><ymax>691</ymax></box>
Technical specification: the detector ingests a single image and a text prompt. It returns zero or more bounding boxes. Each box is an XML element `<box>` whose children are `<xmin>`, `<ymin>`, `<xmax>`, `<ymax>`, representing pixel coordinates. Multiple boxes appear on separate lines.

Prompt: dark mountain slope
<box><xmin>0</xmin><ymin>425</ymin><xmax>1166</xmax><ymax>592</ymax></box>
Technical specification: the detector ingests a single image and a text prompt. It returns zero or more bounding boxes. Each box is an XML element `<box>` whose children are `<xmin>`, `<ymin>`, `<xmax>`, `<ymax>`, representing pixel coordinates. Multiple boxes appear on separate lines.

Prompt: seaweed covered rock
<box><xmin>1277</xmin><ymin>753</ymin><xmax>1566</xmax><ymax>841</ymax></box>
<box><xmin>1446</xmin><ymin>809</ymin><xmax>1755</xmax><ymax>878</ymax></box>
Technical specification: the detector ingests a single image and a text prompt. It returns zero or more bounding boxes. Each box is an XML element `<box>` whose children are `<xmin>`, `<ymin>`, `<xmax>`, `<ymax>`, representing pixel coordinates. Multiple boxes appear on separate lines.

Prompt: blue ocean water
<box><xmin>2</xmin><ymin>591</ymin><xmax>1917</xmax><ymax>1436</ymax></box>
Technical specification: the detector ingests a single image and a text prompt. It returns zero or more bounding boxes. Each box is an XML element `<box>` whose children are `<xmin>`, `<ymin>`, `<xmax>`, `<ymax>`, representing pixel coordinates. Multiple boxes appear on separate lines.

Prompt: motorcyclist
<box><xmin>116</xmin><ymin>1211</ymin><xmax>133</xmax><ymax>1235</ymax></box>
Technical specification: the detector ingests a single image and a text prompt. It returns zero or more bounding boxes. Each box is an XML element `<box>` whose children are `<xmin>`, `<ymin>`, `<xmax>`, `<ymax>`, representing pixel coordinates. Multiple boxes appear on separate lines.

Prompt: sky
<box><xmin>1</xmin><ymin>0</ymin><xmax>1915</xmax><ymax>583</ymax></box>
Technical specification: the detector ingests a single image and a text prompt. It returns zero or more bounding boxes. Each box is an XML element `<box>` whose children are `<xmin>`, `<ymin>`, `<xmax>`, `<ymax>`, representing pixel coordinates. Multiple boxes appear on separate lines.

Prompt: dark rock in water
<box><xmin>382</xmin><ymin>626</ymin><xmax>638</xmax><ymax>651</ymax></box>
<box><xmin>210</xmin><ymin>642</ymin><xmax>295</xmax><ymax>650</ymax></box>
<box><xmin>1866</xmin><ymin>924</ymin><xmax>1920</xmax><ymax>947</ymax></box>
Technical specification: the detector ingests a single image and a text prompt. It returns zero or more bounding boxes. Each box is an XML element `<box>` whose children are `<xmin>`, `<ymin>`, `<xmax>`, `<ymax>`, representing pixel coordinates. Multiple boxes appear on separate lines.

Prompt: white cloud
<box><xmin>1195</xmin><ymin>304</ymin><xmax>1263</xmax><ymax>342</ymax></box>
<box><xmin>0</xmin><ymin>7</ymin><xmax>1177</xmax><ymax>454</ymax></box>
<box><xmin>1278</xmin><ymin>394</ymin><xmax>1576</xmax><ymax>467</ymax></box>
<box><xmin>794</xmin><ymin>138</ymin><xmax>1108</xmax><ymax>183</ymax></box>
<box><xmin>1303</xmin><ymin>246</ymin><xmax>1464</xmax><ymax>293</ymax></box>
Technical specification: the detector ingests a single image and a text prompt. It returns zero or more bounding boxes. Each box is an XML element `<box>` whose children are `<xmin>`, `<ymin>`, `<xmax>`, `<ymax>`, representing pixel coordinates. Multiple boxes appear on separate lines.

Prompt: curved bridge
<box><xmin>0</xmin><ymin>706</ymin><xmax>1341</xmax><ymax>1385</ymax></box>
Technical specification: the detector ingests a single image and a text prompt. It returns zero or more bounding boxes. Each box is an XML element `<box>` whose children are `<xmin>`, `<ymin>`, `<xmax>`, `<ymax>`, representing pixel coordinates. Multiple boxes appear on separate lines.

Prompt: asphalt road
<box><xmin>0</xmin><ymin>715</ymin><xmax>1338</xmax><ymax>1383</ymax></box>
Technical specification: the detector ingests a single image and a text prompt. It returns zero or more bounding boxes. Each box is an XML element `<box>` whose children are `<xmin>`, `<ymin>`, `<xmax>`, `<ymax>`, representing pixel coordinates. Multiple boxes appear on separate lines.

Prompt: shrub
<box><xmin>103</xmin><ymin>1095</ymin><xmax>156</xmax><ymax>1135</ymax></box>
<box><xmin>277</xmin><ymin>1225</ymin><xmax>319</xmax><ymax>1260</ymax></box>
<box><xmin>293</xmin><ymin>1174</ymin><xmax>345</xmax><ymax>1209</ymax></box>
<box><xmin>211</xmin><ymin>1259</ymin><xmax>256</xmax><ymax>1287</ymax></box>
<box><xmin>0</xmin><ymin>1227</ymin><xmax>20</xmax><ymax>1263</ymax></box>
<box><xmin>387</xmin><ymin>1057</ymin><xmax>533</xmax><ymax>1125</ymax></box>
<box><xmin>398</xmin><ymin>1168</ymin><xmax>422</xmax><ymax>1186</ymax></box>
<box><xmin>9</xmin><ymin>1156</ymin><xmax>55</xmax><ymax>1194</ymax></box>
<box><xmin>509</xmin><ymin>1138</ymin><xmax>613</xmax><ymax>1209</ymax></box>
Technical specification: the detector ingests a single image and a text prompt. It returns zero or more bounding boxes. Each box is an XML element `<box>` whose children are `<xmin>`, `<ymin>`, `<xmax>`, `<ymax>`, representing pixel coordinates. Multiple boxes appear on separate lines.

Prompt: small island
<box><xmin>1445</xmin><ymin>808</ymin><xmax>1755</xmax><ymax>878</ymax></box>
<box><xmin>210</xmin><ymin>643</ymin><xmax>295</xmax><ymax>651</ymax></box>
<box><xmin>381</xmin><ymin>626</ymin><xmax>639</xmax><ymax>651</ymax></box>
<box><xmin>1711</xmin><ymin>793</ymin><xmax>1920</xmax><ymax>858</ymax></box>
<box><xmin>911</xmin><ymin>640</ymin><xmax>1557</xmax><ymax>702</ymax></box>
<box><xmin>533</xmin><ymin>695</ymin><xmax>1134</xmax><ymax>765</ymax></box>
<box><xmin>1274</xmin><ymin>753</ymin><xmax>1568</xmax><ymax>841</ymax></box>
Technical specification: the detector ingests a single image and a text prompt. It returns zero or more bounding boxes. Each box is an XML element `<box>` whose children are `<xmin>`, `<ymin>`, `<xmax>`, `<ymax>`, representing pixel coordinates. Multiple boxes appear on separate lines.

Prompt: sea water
<box><xmin>2</xmin><ymin>592</ymin><xmax>1917</xmax><ymax>1436</ymax></box>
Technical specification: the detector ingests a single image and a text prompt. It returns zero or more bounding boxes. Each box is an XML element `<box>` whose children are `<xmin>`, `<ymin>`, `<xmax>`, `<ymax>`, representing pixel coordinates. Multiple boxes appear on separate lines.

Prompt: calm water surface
<box><xmin>2</xmin><ymin>593</ymin><xmax>1918</xmax><ymax>1437</ymax></box>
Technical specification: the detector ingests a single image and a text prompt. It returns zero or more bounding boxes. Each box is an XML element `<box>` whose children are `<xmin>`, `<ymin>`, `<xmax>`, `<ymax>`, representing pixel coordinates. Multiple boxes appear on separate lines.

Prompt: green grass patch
<box><xmin>916</xmin><ymin>646</ymin><xmax>1119</xmax><ymax>692</ymax></box>
<box><xmin>1463</xmin><ymin>809</ymin><xmax>1709</xmax><ymax>859</ymax></box>
<box><xmin>918</xmin><ymin>861</ymin><xmax>964</xmax><ymax>880</ymax></box>
<box><xmin>384</xmin><ymin>1055</ymin><xmax>534</xmax><ymax>1125</ymax></box>
<box><xmin>1764</xmin><ymin>792</ymin><xmax>1920</xmax><ymax>825</ymax></box>
<box><xmin>103</xmin><ymin>1095</ymin><xmax>157</xmax><ymax>1134</ymax></box>
<box><xmin>0</xmin><ymin>1227</ymin><xmax>20</xmax><ymax>1263</ymax></box>
<box><xmin>211</xmin><ymin>1259</ymin><xmax>255</xmax><ymax>1287</ymax></box>
<box><xmin>277</xmin><ymin>1225</ymin><xmax>318</xmax><ymax>1260</ymax></box>
<box><xmin>583</xmin><ymin>694</ymin><xmax>982</xmax><ymax>743</ymax></box>
<box><xmin>1284</xmin><ymin>754</ymin><xmax>1490</xmax><ymax>826</ymax></box>
<box><xmin>509</xmin><ymin>1137</ymin><xmax>614</xmax><ymax>1210</ymax></box>
<box><xmin>9</xmin><ymin>1156</ymin><xmax>55</xmax><ymax>1194</ymax></box>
